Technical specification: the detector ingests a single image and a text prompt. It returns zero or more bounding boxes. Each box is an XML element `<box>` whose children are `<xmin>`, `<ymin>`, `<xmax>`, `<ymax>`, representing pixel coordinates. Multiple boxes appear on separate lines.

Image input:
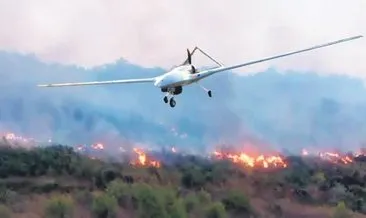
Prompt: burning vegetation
<box><xmin>1</xmin><ymin>131</ymin><xmax>366</xmax><ymax>170</ymax></box>
<box><xmin>1</xmin><ymin>132</ymin><xmax>366</xmax><ymax>218</ymax></box>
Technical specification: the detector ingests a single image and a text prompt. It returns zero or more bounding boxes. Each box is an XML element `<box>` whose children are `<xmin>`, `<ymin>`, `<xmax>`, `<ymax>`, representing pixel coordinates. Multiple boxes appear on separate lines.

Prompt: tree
<box><xmin>184</xmin><ymin>193</ymin><xmax>200</xmax><ymax>213</ymax></box>
<box><xmin>332</xmin><ymin>201</ymin><xmax>352</xmax><ymax>218</ymax></box>
<box><xmin>91</xmin><ymin>193</ymin><xmax>118</xmax><ymax>218</ymax></box>
<box><xmin>222</xmin><ymin>191</ymin><xmax>252</xmax><ymax>214</ymax></box>
<box><xmin>0</xmin><ymin>204</ymin><xmax>11</xmax><ymax>218</ymax></box>
<box><xmin>205</xmin><ymin>202</ymin><xmax>227</xmax><ymax>218</ymax></box>
<box><xmin>105</xmin><ymin>180</ymin><xmax>130</xmax><ymax>207</ymax></box>
<box><xmin>133</xmin><ymin>184</ymin><xmax>169</xmax><ymax>218</ymax></box>
<box><xmin>44</xmin><ymin>195</ymin><xmax>74</xmax><ymax>218</ymax></box>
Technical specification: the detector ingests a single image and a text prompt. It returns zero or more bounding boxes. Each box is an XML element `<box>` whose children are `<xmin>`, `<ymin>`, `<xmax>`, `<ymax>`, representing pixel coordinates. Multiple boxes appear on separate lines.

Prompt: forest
<box><xmin>0</xmin><ymin>142</ymin><xmax>366</xmax><ymax>218</ymax></box>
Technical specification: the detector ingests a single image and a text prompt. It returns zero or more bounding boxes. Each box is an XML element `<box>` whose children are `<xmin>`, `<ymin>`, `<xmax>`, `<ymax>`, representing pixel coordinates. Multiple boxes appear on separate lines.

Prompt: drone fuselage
<box><xmin>154</xmin><ymin>65</ymin><xmax>200</xmax><ymax>89</ymax></box>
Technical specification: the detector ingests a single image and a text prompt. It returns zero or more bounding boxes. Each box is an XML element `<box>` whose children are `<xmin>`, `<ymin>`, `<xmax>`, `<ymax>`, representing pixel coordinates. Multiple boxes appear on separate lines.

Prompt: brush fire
<box><xmin>1</xmin><ymin>132</ymin><xmax>366</xmax><ymax>170</ymax></box>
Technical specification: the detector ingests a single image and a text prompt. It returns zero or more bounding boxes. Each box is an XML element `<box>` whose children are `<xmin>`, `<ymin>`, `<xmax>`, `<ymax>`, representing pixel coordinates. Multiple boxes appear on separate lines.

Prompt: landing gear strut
<box><xmin>163</xmin><ymin>91</ymin><xmax>177</xmax><ymax>108</ymax></box>
<box><xmin>198</xmin><ymin>83</ymin><xmax>212</xmax><ymax>98</ymax></box>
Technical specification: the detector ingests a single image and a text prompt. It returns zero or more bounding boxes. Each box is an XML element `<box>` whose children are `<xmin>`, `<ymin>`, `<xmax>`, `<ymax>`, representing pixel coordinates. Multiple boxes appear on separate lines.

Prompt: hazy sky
<box><xmin>0</xmin><ymin>0</ymin><xmax>365</xmax><ymax>77</ymax></box>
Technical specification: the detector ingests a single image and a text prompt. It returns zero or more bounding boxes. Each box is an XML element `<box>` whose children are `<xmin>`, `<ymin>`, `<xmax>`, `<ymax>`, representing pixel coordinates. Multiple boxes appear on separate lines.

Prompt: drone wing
<box><xmin>37</xmin><ymin>77</ymin><xmax>156</xmax><ymax>87</ymax></box>
<box><xmin>200</xmin><ymin>35</ymin><xmax>363</xmax><ymax>77</ymax></box>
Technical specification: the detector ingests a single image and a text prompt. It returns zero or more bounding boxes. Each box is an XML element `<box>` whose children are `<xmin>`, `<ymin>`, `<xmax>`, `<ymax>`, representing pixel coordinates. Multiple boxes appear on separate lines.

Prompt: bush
<box><xmin>105</xmin><ymin>180</ymin><xmax>130</xmax><ymax>207</ymax></box>
<box><xmin>184</xmin><ymin>193</ymin><xmax>200</xmax><ymax>213</ymax></box>
<box><xmin>91</xmin><ymin>193</ymin><xmax>118</xmax><ymax>218</ymax></box>
<box><xmin>197</xmin><ymin>190</ymin><xmax>211</xmax><ymax>205</ymax></box>
<box><xmin>222</xmin><ymin>191</ymin><xmax>251</xmax><ymax>214</ymax></box>
<box><xmin>328</xmin><ymin>183</ymin><xmax>349</xmax><ymax>205</ymax></box>
<box><xmin>205</xmin><ymin>202</ymin><xmax>227</xmax><ymax>218</ymax></box>
<box><xmin>74</xmin><ymin>189</ymin><xmax>93</xmax><ymax>206</ymax></box>
<box><xmin>0</xmin><ymin>204</ymin><xmax>11</xmax><ymax>218</ymax></box>
<box><xmin>311</xmin><ymin>171</ymin><xmax>326</xmax><ymax>184</ymax></box>
<box><xmin>159</xmin><ymin>187</ymin><xmax>187</xmax><ymax>218</ymax></box>
<box><xmin>181</xmin><ymin>167</ymin><xmax>206</xmax><ymax>189</ymax></box>
<box><xmin>133</xmin><ymin>184</ymin><xmax>169</xmax><ymax>218</ymax></box>
<box><xmin>332</xmin><ymin>201</ymin><xmax>352</xmax><ymax>218</ymax></box>
<box><xmin>44</xmin><ymin>195</ymin><xmax>74</xmax><ymax>218</ymax></box>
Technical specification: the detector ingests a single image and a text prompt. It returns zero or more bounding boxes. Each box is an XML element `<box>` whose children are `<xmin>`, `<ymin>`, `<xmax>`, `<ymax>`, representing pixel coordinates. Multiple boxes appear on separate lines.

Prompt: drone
<box><xmin>38</xmin><ymin>35</ymin><xmax>363</xmax><ymax>108</ymax></box>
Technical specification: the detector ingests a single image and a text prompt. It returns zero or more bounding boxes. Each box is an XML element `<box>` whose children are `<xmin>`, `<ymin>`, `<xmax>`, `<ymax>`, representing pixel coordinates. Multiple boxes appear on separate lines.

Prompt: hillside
<box><xmin>0</xmin><ymin>142</ymin><xmax>366</xmax><ymax>218</ymax></box>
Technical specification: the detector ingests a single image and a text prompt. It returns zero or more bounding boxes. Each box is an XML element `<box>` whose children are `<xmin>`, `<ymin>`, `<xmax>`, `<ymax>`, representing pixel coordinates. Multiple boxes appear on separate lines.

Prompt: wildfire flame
<box><xmin>301</xmin><ymin>148</ymin><xmax>356</xmax><ymax>164</ymax></box>
<box><xmin>2</xmin><ymin>131</ymin><xmax>366</xmax><ymax>170</ymax></box>
<box><xmin>213</xmin><ymin>150</ymin><xmax>287</xmax><ymax>169</ymax></box>
<box><xmin>130</xmin><ymin>148</ymin><xmax>160</xmax><ymax>168</ymax></box>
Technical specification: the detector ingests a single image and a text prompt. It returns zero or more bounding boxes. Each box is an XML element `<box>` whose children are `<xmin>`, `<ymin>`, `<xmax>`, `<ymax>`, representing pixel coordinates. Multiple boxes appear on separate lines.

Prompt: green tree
<box><xmin>332</xmin><ymin>201</ymin><xmax>352</xmax><ymax>218</ymax></box>
<box><xmin>197</xmin><ymin>190</ymin><xmax>211</xmax><ymax>205</ymax></box>
<box><xmin>159</xmin><ymin>187</ymin><xmax>187</xmax><ymax>218</ymax></box>
<box><xmin>44</xmin><ymin>195</ymin><xmax>74</xmax><ymax>218</ymax></box>
<box><xmin>181</xmin><ymin>167</ymin><xmax>206</xmax><ymax>189</ymax></box>
<box><xmin>106</xmin><ymin>180</ymin><xmax>130</xmax><ymax>207</ymax></box>
<box><xmin>311</xmin><ymin>171</ymin><xmax>326</xmax><ymax>184</ymax></box>
<box><xmin>91</xmin><ymin>193</ymin><xmax>118</xmax><ymax>218</ymax></box>
<box><xmin>222</xmin><ymin>191</ymin><xmax>252</xmax><ymax>214</ymax></box>
<box><xmin>0</xmin><ymin>204</ymin><xmax>11</xmax><ymax>218</ymax></box>
<box><xmin>74</xmin><ymin>190</ymin><xmax>93</xmax><ymax>206</ymax></box>
<box><xmin>133</xmin><ymin>184</ymin><xmax>168</xmax><ymax>218</ymax></box>
<box><xmin>184</xmin><ymin>193</ymin><xmax>200</xmax><ymax>213</ymax></box>
<box><xmin>205</xmin><ymin>202</ymin><xmax>227</xmax><ymax>218</ymax></box>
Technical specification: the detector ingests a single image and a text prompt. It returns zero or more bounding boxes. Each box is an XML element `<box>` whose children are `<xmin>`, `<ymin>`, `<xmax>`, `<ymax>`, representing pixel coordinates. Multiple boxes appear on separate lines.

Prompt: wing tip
<box><xmin>37</xmin><ymin>84</ymin><xmax>52</xmax><ymax>87</ymax></box>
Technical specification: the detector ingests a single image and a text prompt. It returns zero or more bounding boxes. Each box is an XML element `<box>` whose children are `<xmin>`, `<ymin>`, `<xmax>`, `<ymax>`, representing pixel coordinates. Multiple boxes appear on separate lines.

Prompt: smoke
<box><xmin>1</xmin><ymin>52</ymin><xmax>366</xmax><ymax>153</ymax></box>
<box><xmin>0</xmin><ymin>0</ymin><xmax>365</xmax><ymax>77</ymax></box>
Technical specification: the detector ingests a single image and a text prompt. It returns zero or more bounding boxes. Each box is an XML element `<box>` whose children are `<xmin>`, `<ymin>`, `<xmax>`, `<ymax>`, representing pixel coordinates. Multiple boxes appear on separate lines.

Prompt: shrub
<box><xmin>44</xmin><ymin>195</ymin><xmax>74</xmax><ymax>218</ymax></box>
<box><xmin>159</xmin><ymin>187</ymin><xmax>187</xmax><ymax>218</ymax></box>
<box><xmin>106</xmin><ymin>180</ymin><xmax>130</xmax><ymax>207</ymax></box>
<box><xmin>222</xmin><ymin>191</ymin><xmax>251</xmax><ymax>214</ymax></box>
<box><xmin>133</xmin><ymin>184</ymin><xmax>168</xmax><ymax>218</ymax></box>
<box><xmin>328</xmin><ymin>183</ymin><xmax>349</xmax><ymax>205</ymax></box>
<box><xmin>311</xmin><ymin>171</ymin><xmax>326</xmax><ymax>184</ymax></box>
<box><xmin>74</xmin><ymin>189</ymin><xmax>93</xmax><ymax>206</ymax></box>
<box><xmin>204</xmin><ymin>202</ymin><xmax>227</xmax><ymax>218</ymax></box>
<box><xmin>91</xmin><ymin>193</ymin><xmax>118</xmax><ymax>218</ymax></box>
<box><xmin>181</xmin><ymin>168</ymin><xmax>206</xmax><ymax>189</ymax></box>
<box><xmin>184</xmin><ymin>193</ymin><xmax>200</xmax><ymax>213</ymax></box>
<box><xmin>0</xmin><ymin>204</ymin><xmax>11</xmax><ymax>218</ymax></box>
<box><xmin>197</xmin><ymin>190</ymin><xmax>211</xmax><ymax>205</ymax></box>
<box><xmin>332</xmin><ymin>201</ymin><xmax>352</xmax><ymax>218</ymax></box>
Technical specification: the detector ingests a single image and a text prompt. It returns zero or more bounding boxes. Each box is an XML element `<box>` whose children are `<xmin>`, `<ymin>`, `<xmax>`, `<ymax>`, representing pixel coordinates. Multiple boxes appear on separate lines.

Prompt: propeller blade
<box><xmin>187</xmin><ymin>49</ymin><xmax>191</xmax><ymax>64</ymax></box>
<box><xmin>191</xmin><ymin>65</ymin><xmax>196</xmax><ymax>74</ymax></box>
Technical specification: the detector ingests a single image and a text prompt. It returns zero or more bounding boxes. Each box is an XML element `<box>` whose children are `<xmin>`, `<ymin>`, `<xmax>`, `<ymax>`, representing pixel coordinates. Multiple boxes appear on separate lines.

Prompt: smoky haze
<box><xmin>1</xmin><ymin>52</ymin><xmax>366</xmax><ymax>154</ymax></box>
<box><xmin>0</xmin><ymin>0</ymin><xmax>365</xmax><ymax>77</ymax></box>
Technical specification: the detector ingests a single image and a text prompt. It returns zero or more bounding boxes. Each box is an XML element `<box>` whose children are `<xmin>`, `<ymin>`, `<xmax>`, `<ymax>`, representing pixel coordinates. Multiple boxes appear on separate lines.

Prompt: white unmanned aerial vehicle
<box><xmin>38</xmin><ymin>35</ymin><xmax>363</xmax><ymax>108</ymax></box>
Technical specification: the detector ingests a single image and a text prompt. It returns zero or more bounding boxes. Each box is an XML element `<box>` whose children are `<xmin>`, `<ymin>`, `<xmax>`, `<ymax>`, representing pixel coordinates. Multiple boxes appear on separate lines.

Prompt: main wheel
<box><xmin>169</xmin><ymin>98</ymin><xmax>176</xmax><ymax>107</ymax></box>
<box><xmin>208</xmin><ymin>90</ymin><xmax>212</xmax><ymax>97</ymax></box>
<box><xmin>163</xmin><ymin>96</ymin><xmax>168</xmax><ymax>103</ymax></box>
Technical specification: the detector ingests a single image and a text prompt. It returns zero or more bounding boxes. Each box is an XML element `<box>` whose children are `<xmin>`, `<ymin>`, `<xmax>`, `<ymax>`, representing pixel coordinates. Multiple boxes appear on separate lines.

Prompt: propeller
<box><xmin>187</xmin><ymin>49</ymin><xmax>192</xmax><ymax>64</ymax></box>
<box><xmin>186</xmin><ymin>49</ymin><xmax>197</xmax><ymax>74</ymax></box>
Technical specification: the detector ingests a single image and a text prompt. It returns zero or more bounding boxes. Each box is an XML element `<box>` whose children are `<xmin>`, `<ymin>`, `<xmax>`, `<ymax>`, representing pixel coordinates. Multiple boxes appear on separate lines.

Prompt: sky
<box><xmin>0</xmin><ymin>1</ymin><xmax>366</xmax><ymax>155</ymax></box>
<box><xmin>0</xmin><ymin>0</ymin><xmax>365</xmax><ymax>77</ymax></box>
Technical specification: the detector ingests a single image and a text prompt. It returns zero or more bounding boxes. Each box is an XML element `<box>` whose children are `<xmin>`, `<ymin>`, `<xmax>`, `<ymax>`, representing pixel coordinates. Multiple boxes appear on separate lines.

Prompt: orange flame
<box><xmin>213</xmin><ymin>150</ymin><xmax>287</xmax><ymax>169</ymax></box>
<box><xmin>131</xmin><ymin>148</ymin><xmax>160</xmax><ymax>168</ymax></box>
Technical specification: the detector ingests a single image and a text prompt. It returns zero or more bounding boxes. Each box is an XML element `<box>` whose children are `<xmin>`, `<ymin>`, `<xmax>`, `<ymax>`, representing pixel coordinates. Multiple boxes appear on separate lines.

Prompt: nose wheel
<box><xmin>169</xmin><ymin>98</ymin><xmax>176</xmax><ymax>107</ymax></box>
